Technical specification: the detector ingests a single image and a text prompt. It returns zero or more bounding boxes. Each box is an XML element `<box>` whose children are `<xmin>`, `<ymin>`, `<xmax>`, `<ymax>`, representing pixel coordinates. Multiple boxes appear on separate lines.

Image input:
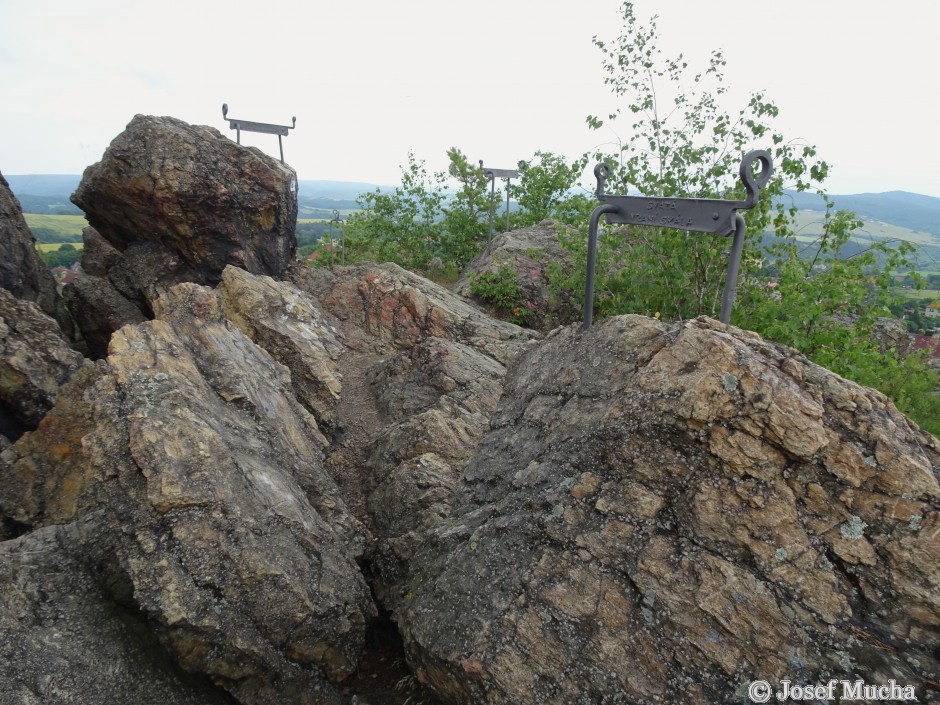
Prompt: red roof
<box><xmin>911</xmin><ymin>335</ymin><xmax>940</xmax><ymax>358</ymax></box>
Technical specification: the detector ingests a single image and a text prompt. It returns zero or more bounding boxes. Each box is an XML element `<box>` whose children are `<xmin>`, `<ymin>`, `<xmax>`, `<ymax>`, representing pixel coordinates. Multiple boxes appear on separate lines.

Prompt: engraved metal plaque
<box><xmin>583</xmin><ymin>150</ymin><xmax>772</xmax><ymax>328</ymax></box>
<box><xmin>222</xmin><ymin>104</ymin><xmax>296</xmax><ymax>163</ymax></box>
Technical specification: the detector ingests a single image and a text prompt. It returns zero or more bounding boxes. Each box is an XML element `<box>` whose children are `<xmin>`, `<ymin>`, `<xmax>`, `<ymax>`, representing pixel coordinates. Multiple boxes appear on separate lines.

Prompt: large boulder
<box><xmin>71</xmin><ymin>114</ymin><xmax>298</xmax><ymax>283</ymax></box>
<box><xmin>0</xmin><ymin>170</ymin><xmax>73</xmax><ymax>335</ymax></box>
<box><xmin>0</xmin><ymin>278</ymin><xmax>375</xmax><ymax>704</ymax></box>
<box><xmin>455</xmin><ymin>219</ymin><xmax>580</xmax><ymax>332</ymax></box>
<box><xmin>398</xmin><ymin>316</ymin><xmax>939</xmax><ymax>704</ymax></box>
<box><xmin>0</xmin><ymin>518</ymin><xmax>236</xmax><ymax>705</ymax></box>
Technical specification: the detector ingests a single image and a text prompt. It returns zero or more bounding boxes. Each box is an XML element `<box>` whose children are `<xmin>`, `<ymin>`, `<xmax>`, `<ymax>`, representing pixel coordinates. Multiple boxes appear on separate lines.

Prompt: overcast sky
<box><xmin>1</xmin><ymin>0</ymin><xmax>937</xmax><ymax>197</ymax></box>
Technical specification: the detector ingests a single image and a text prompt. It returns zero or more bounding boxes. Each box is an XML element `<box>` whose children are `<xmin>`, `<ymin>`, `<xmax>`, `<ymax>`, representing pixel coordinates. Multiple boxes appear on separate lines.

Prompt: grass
<box><xmin>893</xmin><ymin>288</ymin><xmax>940</xmax><ymax>300</ymax></box>
<box><xmin>23</xmin><ymin>213</ymin><xmax>87</xmax><ymax>242</ymax></box>
<box><xmin>789</xmin><ymin>210</ymin><xmax>937</xmax><ymax>246</ymax></box>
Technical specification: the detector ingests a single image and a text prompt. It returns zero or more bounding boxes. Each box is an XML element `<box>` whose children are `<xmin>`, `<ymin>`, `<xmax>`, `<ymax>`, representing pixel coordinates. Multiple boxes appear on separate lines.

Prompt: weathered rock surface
<box><xmin>72</xmin><ymin>114</ymin><xmax>298</xmax><ymax>283</ymax></box>
<box><xmin>365</xmin><ymin>337</ymin><xmax>509</xmax><ymax>610</ymax></box>
<box><xmin>0</xmin><ymin>518</ymin><xmax>237</xmax><ymax>705</ymax></box>
<box><xmin>0</xmin><ymin>170</ymin><xmax>73</xmax><ymax>335</ymax></box>
<box><xmin>0</xmin><ymin>288</ymin><xmax>86</xmax><ymax>444</ymax></box>
<box><xmin>1</xmin><ymin>278</ymin><xmax>375</xmax><ymax>704</ymax></box>
<box><xmin>398</xmin><ymin>315</ymin><xmax>939</xmax><ymax>704</ymax></box>
<box><xmin>455</xmin><ymin>219</ymin><xmax>580</xmax><ymax>331</ymax></box>
<box><xmin>62</xmin><ymin>272</ymin><xmax>147</xmax><ymax>359</ymax></box>
<box><xmin>217</xmin><ymin>265</ymin><xmax>345</xmax><ymax>431</ymax></box>
<box><xmin>288</xmin><ymin>261</ymin><xmax>538</xmax><ymax>364</ymax></box>
<box><xmin>287</xmin><ymin>261</ymin><xmax>539</xmax><ymax>613</ymax></box>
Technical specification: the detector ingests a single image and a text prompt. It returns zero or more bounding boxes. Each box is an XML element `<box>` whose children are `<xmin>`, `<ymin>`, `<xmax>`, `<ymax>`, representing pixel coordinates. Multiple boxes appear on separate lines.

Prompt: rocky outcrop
<box><xmin>72</xmin><ymin>114</ymin><xmax>298</xmax><ymax>283</ymax></box>
<box><xmin>1</xmin><ymin>279</ymin><xmax>374</xmax><ymax>704</ymax></box>
<box><xmin>454</xmin><ymin>219</ymin><xmax>580</xmax><ymax>331</ymax></box>
<box><xmin>217</xmin><ymin>265</ymin><xmax>345</xmax><ymax>431</ymax></box>
<box><xmin>0</xmin><ymin>518</ymin><xmax>236</xmax><ymax>705</ymax></box>
<box><xmin>286</xmin><ymin>261</ymin><xmax>540</xmax><ymax>612</ymax></box>
<box><xmin>0</xmin><ymin>170</ymin><xmax>73</xmax><ymax>335</ymax></box>
<box><xmin>64</xmin><ymin>114</ymin><xmax>299</xmax><ymax>357</ymax></box>
<box><xmin>5</xmin><ymin>113</ymin><xmax>938</xmax><ymax>705</ymax></box>
<box><xmin>398</xmin><ymin>315</ymin><xmax>939</xmax><ymax>705</ymax></box>
<box><xmin>288</xmin><ymin>261</ymin><xmax>538</xmax><ymax>365</ymax></box>
<box><xmin>61</xmin><ymin>272</ymin><xmax>147</xmax><ymax>358</ymax></box>
<box><xmin>0</xmin><ymin>288</ymin><xmax>86</xmax><ymax>445</ymax></box>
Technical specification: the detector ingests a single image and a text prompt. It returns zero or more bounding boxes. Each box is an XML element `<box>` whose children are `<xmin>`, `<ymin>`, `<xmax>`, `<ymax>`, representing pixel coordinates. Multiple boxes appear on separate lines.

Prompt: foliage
<box><xmin>340</xmin><ymin>149</ymin><xmax>490</xmax><ymax>271</ymax></box>
<box><xmin>341</xmin><ymin>151</ymin><xmax>447</xmax><ymax>270</ymax></box>
<box><xmin>340</xmin><ymin>149</ymin><xmax>595</xmax><ymax>274</ymax></box>
<box><xmin>38</xmin><ymin>242</ymin><xmax>82</xmax><ymax>268</ymax></box>
<box><xmin>23</xmin><ymin>213</ymin><xmax>85</xmax><ymax>243</ymax></box>
<box><xmin>560</xmin><ymin>1</ymin><xmax>939</xmax><ymax>433</ymax></box>
<box><xmin>440</xmin><ymin>147</ymin><xmax>491</xmax><ymax>266</ymax></box>
<box><xmin>467</xmin><ymin>267</ymin><xmax>534</xmax><ymax>327</ymax></box>
<box><xmin>509</xmin><ymin>151</ymin><xmax>591</xmax><ymax>229</ymax></box>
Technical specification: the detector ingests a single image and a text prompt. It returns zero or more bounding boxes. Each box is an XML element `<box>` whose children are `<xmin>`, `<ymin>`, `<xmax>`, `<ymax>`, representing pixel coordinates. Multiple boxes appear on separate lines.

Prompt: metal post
<box><xmin>488</xmin><ymin>175</ymin><xmax>496</xmax><ymax>245</ymax></box>
<box><xmin>480</xmin><ymin>162</ymin><xmax>520</xmax><ymax>247</ymax></box>
<box><xmin>222</xmin><ymin>104</ymin><xmax>296</xmax><ymax>164</ymax></box>
<box><xmin>719</xmin><ymin>214</ymin><xmax>747</xmax><ymax>324</ymax></box>
<box><xmin>581</xmin><ymin>151</ymin><xmax>772</xmax><ymax>330</ymax></box>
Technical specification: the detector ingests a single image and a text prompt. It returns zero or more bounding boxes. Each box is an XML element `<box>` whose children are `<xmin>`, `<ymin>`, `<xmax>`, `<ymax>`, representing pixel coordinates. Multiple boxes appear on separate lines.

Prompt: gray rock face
<box><xmin>398</xmin><ymin>316</ymin><xmax>939</xmax><ymax>705</ymax></box>
<box><xmin>0</xmin><ymin>288</ymin><xmax>86</xmax><ymax>443</ymax></box>
<box><xmin>0</xmin><ymin>518</ymin><xmax>237</xmax><ymax>705</ymax></box>
<box><xmin>287</xmin><ymin>261</ymin><xmax>540</xmax><ymax>613</ymax></box>
<box><xmin>71</xmin><ymin>114</ymin><xmax>298</xmax><ymax>283</ymax></box>
<box><xmin>0</xmin><ymin>170</ymin><xmax>73</xmax><ymax>336</ymax></box>
<box><xmin>1</xmin><ymin>278</ymin><xmax>375</xmax><ymax>704</ymax></box>
<box><xmin>61</xmin><ymin>272</ymin><xmax>147</xmax><ymax>359</ymax></box>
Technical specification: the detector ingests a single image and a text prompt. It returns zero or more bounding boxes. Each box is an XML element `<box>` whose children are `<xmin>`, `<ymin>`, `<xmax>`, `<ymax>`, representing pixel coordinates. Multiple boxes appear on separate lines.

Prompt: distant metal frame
<box><xmin>222</xmin><ymin>103</ymin><xmax>296</xmax><ymax>163</ymax></box>
<box><xmin>479</xmin><ymin>161</ymin><xmax>520</xmax><ymax>246</ymax></box>
<box><xmin>328</xmin><ymin>209</ymin><xmax>345</xmax><ymax>268</ymax></box>
<box><xmin>583</xmin><ymin>150</ymin><xmax>773</xmax><ymax>329</ymax></box>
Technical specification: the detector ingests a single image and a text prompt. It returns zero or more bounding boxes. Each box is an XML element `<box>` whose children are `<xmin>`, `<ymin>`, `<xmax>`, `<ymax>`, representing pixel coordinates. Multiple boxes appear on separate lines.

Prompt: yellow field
<box><xmin>36</xmin><ymin>242</ymin><xmax>84</xmax><ymax>252</ymax></box>
<box><xmin>23</xmin><ymin>213</ymin><xmax>87</xmax><ymax>241</ymax></box>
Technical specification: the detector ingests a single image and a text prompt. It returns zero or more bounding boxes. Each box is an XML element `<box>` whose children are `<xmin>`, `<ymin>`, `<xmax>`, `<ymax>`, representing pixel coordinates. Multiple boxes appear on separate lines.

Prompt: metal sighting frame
<box><xmin>479</xmin><ymin>161</ymin><xmax>520</xmax><ymax>246</ymax></box>
<box><xmin>222</xmin><ymin>104</ymin><xmax>296</xmax><ymax>163</ymax></box>
<box><xmin>328</xmin><ymin>209</ymin><xmax>345</xmax><ymax>268</ymax></box>
<box><xmin>582</xmin><ymin>150</ymin><xmax>773</xmax><ymax>330</ymax></box>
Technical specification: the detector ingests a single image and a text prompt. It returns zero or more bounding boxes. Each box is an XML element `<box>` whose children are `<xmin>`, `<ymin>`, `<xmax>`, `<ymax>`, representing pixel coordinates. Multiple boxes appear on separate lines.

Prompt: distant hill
<box><xmin>4</xmin><ymin>175</ymin><xmax>384</xmax><ymax>218</ymax></box>
<box><xmin>7</xmin><ymin>174</ymin><xmax>938</xmax><ymax>241</ymax></box>
<box><xmin>778</xmin><ymin>190</ymin><xmax>940</xmax><ymax>239</ymax></box>
<box><xmin>4</xmin><ymin>174</ymin><xmax>82</xmax><ymax>197</ymax></box>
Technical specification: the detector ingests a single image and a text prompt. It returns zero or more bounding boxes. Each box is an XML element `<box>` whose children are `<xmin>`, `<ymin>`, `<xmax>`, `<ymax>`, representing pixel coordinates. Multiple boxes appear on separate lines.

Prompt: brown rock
<box><xmin>399</xmin><ymin>315</ymin><xmax>939</xmax><ymax>705</ymax></box>
<box><xmin>287</xmin><ymin>261</ymin><xmax>539</xmax><ymax>365</ymax></box>
<box><xmin>0</xmin><ymin>170</ymin><xmax>73</xmax><ymax>335</ymax></box>
<box><xmin>0</xmin><ymin>288</ymin><xmax>86</xmax><ymax>441</ymax></box>
<box><xmin>61</xmin><ymin>273</ymin><xmax>147</xmax><ymax>359</ymax></box>
<box><xmin>1</xmin><ymin>279</ymin><xmax>375</xmax><ymax>704</ymax></box>
<box><xmin>79</xmin><ymin>225</ymin><xmax>121</xmax><ymax>277</ymax></box>
<box><xmin>72</xmin><ymin>114</ymin><xmax>298</xmax><ymax>283</ymax></box>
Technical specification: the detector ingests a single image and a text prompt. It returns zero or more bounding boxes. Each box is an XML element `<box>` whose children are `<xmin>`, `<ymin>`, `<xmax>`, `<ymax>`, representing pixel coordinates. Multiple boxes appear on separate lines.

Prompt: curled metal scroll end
<box><xmin>291</xmin><ymin>116</ymin><xmax>297</xmax><ymax>129</ymax></box>
<box><xmin>594</xmin><ymin>163</ymin><xmax>611</xmax><ymax>199</ymax></box>
<box><xmin>222</xmin><ymin>103</ymin><xmax>228</xmax><ymax>119</ymax></box>
<box><xmin>739</xmin><ymin>150</ymin><xmax>773</xmax><ymax>207</ymax></box>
